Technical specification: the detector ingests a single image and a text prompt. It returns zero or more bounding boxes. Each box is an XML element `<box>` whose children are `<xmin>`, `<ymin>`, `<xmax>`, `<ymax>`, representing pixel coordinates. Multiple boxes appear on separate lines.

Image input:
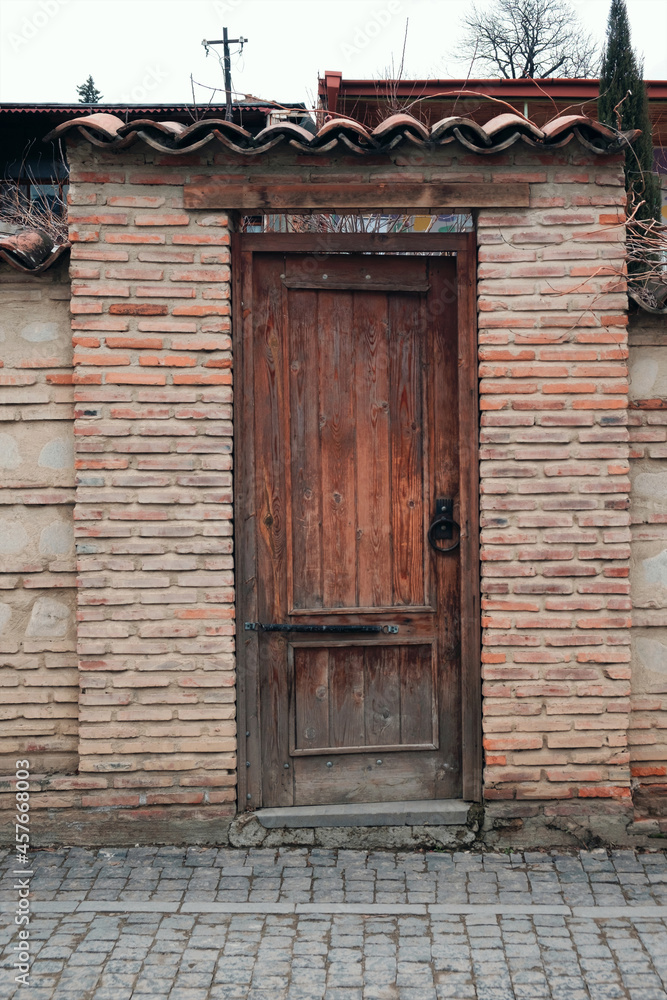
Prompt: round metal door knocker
<box><xmin>428</xmin><ymin>513</ymin><xmax>461</xmax><ymax>553</ymax></box>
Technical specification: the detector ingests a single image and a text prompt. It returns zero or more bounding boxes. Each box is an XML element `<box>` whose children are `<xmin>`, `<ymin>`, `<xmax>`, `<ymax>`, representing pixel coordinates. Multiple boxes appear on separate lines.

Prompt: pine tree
<box><xmin>76</xmin><ymin>75</ymin><xmax>102</xmax><ymax>104</ymax></box>
<box><xmin>598</xmin><ymin>0</ymin><xmax>660</xmax><ymax>222</ymax></box>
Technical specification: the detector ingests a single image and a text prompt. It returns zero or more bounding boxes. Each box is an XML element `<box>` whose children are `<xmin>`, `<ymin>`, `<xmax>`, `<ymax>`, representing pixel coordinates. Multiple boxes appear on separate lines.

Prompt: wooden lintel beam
<box><xmin>183</xmin><ymin>181</ymin><xmax>530</xmax><ymax>211</ymax></box>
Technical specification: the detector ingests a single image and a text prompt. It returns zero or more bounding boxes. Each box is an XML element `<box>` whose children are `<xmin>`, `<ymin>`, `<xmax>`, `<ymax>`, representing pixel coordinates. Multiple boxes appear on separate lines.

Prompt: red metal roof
<box><xmin>319</xmin><ymin>76</ymin><xmax>667</xmax><ymax>101</ymax></box>
<box><xmin>318</xmin><ymin>75</ymin><xmax>667</xmax><ymax>147</ymax></box>
<box><xmin>0</xmin><ymin>101</ymin><xmax>298</xmax><ymax>115</ymax></box>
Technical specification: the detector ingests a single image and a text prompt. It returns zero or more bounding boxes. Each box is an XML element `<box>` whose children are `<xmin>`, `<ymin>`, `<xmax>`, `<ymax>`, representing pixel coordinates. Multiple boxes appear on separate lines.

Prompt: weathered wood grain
<box><xmin>185</xmin><ymin>181</ymin><xmax>530</xmax><ymax>210</ymax></box>
<box><xmin>237</xmin><ymin>242</ymin><xmax>477</xmax><ymax>809</ymax></box>
<box><xmin>354</xmin><ymin>291</ymin><xmax>392</xmax><ymax>609</ymax></box>
<box><xmin>288</xmin><ymin>284</ymin><xmax>323</xmax><ymax>610</ymax></box>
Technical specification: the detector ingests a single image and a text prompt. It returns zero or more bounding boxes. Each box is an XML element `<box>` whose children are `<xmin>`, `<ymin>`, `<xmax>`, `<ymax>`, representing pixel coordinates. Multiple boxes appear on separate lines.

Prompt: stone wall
<box><xmin>0</xmin><ymin>259</ymin><xmax>77</xmax><ymax>795</ymax></box>
<box><xmin>628</xmin><ymin>309</ymin><xmax>667</xmax><ymax>831</ymax></box>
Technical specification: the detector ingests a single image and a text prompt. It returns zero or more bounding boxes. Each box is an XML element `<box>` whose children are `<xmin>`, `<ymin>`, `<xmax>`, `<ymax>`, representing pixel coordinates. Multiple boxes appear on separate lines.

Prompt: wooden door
<box><xmin>238</xmin><ymin>247</ymin><xmax>469</xmax><ymax>808</ymax></box>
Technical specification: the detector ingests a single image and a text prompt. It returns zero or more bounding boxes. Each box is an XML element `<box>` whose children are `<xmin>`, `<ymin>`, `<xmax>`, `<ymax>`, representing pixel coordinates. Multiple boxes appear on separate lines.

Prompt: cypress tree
<box><xmin>598</xmin><ymin>0</ymin><xmax>660</xmax><ymax>223</ymax></box>
<box><xmin>76</xmin><ymin>76</ymin><xmax>102</xmax><ymax>104</ymax></box>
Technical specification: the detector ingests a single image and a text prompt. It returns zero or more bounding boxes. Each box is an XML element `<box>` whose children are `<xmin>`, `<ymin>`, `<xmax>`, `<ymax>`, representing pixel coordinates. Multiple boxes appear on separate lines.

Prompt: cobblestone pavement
<box><xmin>2</xmin><ymin>846</ymin><xmax>667</xmax><ymax>999</ymax></box>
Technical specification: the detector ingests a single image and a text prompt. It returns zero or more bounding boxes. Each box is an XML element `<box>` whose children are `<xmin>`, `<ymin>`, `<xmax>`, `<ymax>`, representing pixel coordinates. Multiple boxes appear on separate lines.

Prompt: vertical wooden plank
<box><xmin>288</xmin><ymin>280</ymin><xmax>323</xmax><ymax>609</ymax></box>
<box><xmin>354</xmin><ymin>291</ymin><xmax>392</xmax><ymax>608</ymax></box>
<box><xmin>399</xmin><ymin>644</ymin><xmax>434</xmax><ymax>746</ymax></box>
<box><xmin>329</xmin><ymin>646</ymin><xmax>365</xmax><ymax>748</ymax></box>
<box><xmin>294</xmin><ymin>647</ymin><xmax>330</xmax><ymax>751</ymax></box>
<box><xmin>254</xmin><ymin>253</ymin><xmax>288</xmax><ymax>624</ymax></box>
<box><xmin>457</xmin><ymin>237</ymin><xmax>482</xmax><ymax>802</ymax></box>
<box><xmin>364</xmin><ymin>645</ymin><xmax>401</xmax><ymax>746</ymax></box>
<box><xmin>320</xmin><ymin>290</ymin><xmax>358</xmax><ymax>608</ymax></box>
<box><xmin>253</xmin><ymin>253</ymin><xmax>292</xmax><ymax>806</ymax></box>
<box><xmin>233</xmin><ymin>238</ymin><xmax>254</xmax><ymax>809</ymax></box>
<box><xmin>389</xmin><ymin>293</ymin><xmax>424</xmax><ymax>606</ymax></box>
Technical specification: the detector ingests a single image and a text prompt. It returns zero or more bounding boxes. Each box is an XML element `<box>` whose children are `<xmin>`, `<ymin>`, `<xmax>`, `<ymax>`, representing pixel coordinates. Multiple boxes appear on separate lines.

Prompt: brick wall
<box><xmin>0</xmin><ymin>259</ymin><xmax>78</xmax><ymax>806</ymax></box>
<box><xmin>627</xmin><ymin>309</ymin><xmax>667</xmax><ymax>832</ymax></box>
<box><xmin>476</xmin><ymin>152</ymin><xmax>634</xmax><ymax>842</ymax></box>
<box><xmin>0</xmin><ymin>134</ymin><xmax>644</xmax><ymax>845</ymax></box>
<box><xmin>61</xmin><ymin>148</ymin><xmax>236</xmax><ymax>840</ymax></box>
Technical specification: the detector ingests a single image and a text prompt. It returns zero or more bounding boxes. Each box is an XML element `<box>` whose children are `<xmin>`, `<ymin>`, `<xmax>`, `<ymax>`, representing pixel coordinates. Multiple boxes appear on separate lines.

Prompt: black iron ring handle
<box><xmin>428</xmin><ymin>514</ymin><xmax>461</xmax><ymax>553</ymax></box>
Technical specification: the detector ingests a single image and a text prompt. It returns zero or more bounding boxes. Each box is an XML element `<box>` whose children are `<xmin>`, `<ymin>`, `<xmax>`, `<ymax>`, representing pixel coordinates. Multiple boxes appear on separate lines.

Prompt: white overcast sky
<box><xmin>0</xmin><ymin>0</ymin><xmax>665</xmax><ymax>108</ymax></box>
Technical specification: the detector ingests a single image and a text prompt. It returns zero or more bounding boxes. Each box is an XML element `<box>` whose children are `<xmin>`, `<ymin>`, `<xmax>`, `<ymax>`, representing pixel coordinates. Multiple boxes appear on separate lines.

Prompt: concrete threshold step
<box><xmin>256</xmin><ymin>799</ymin><xmax>472</xmax><ymax>829</ymax></box>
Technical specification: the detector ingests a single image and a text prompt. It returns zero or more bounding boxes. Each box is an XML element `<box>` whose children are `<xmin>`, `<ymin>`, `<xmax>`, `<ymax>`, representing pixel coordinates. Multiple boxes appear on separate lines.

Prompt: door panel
<box><xmin>290</xmin><ymin>641</ymin><xmax>437</xmax><ymax>754</ymax></box>
<box><xmin>287</xmin><ymin>270</ymin><xmax>430</xmax><ymax>613</ymax></box>
<box><xmin>244</xmin><ymin>251</ymin><xmax>461</xmax><ymax>807</ymax></box>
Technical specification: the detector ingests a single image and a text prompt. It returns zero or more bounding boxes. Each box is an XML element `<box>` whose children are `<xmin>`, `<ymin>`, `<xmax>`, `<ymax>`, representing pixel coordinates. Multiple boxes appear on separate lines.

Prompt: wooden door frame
<box><xmin>232</xmin><ymin>231</ymin><xmax>481</xmax><ymax>809</ymax></box>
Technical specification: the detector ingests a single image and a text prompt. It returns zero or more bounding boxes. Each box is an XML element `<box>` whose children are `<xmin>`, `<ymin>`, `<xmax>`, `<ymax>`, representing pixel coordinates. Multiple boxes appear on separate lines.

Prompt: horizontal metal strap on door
<box><xmin>244</xmin><ymin>622</ymin><xmax>399</xmax><ymax>634</ymax></box>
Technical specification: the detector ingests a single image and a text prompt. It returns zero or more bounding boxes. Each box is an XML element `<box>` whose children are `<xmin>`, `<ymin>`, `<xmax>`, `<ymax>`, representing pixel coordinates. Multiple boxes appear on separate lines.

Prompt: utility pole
<box><xmin>202</xmin><ymin>30</ymin><xmax>247</xmax><ymax>122</ymax></box>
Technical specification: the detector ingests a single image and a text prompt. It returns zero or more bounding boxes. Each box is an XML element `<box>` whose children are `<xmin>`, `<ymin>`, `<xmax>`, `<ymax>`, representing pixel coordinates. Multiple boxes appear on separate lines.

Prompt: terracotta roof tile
<box><xmin>5</xmin><ymin>109</ymin><xmax>636</xmax><ymax>274</ymax></box>
<box><xmin>0</xmin><ymin>229</ymin><xmax>69</xmax><ymax>272</ymax></box>
<box><xmin>45</xmin><ymin>111</ymin><xmax>638</xmax><ymax>156</ymax></box>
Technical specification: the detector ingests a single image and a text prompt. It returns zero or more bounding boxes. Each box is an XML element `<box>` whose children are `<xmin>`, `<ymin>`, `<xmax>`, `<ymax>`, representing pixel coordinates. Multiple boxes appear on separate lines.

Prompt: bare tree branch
<box><xmin>459</xmin><ymin>0</ymin><xmax>599</xmax><ymax>79</ymax></box>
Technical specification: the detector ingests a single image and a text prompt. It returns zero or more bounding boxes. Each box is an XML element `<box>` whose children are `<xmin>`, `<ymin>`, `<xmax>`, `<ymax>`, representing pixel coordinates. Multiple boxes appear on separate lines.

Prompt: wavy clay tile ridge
<box><xmin>44</xmin><ymin>111</ymin><xmax>639</xmax><ymax>156</ymax></box>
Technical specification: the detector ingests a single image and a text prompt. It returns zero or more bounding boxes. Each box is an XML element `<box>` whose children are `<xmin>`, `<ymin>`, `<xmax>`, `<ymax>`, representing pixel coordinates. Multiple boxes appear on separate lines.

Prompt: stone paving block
<box><xmin>3</xmin><ymin>848</ymin><xmax>667</xmax><ymax>998</ymax></box>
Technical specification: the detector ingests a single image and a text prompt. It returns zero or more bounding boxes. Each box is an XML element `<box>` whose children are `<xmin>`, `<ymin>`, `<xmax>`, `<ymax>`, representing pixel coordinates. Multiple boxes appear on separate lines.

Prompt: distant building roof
<box><xmin>0</xmin><ymin>100</ymin><xmax>304</xmax><ymax>116</ymax></box>
<box><xmin>318</xmin><ymin>73</ymin><xmax>667</xmax><ymax>149</ymax></box>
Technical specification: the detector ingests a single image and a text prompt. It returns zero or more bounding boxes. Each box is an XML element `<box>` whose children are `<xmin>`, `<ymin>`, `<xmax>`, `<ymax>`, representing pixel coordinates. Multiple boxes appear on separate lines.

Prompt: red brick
<box><xmin>483</xmin><ymin>735</ymin><xmax>543</xmax><ymax>750</ymax></box>
<box><xmin>135</xmin><ymin>213</ymin><xmax>190</xmax><ymax>226</ymax></box>
<box><xmin>70</xmin><ymin>300</ymin><xmax>103</xmax><ymax>314</ymax></box>
<box><xmin>107</xmin><ymin>195</ymin><xmax>165</xmax><ymax>208</ymax></box>
<box><xmin>106</xmin><ymin>338</ymin><xmax>163</xmax><ymax>350</ymax></box>
<box><xmin>106</xmin><ymin>373</ymin><xmax>167</xmax><ymax>385</ymax></box>
<box><xmin>138</xmin><ymin>321</ymin><xmax>198</xmax><ymax>333</ymax></box>
<box><xmin>546</xmin><ymin>768</ymin><xmax>604</xmax><ymax>781</ymax></box>
<box><xmin>70</xmin><ymin>228</ymin><xmax>100</xmax><ymax>242</ymax></box>
<box><xmin>70</xmin><ymin>213</ymin><xmax>128</xmax><ymax>226</ymax></box>
<box><xmin>76</xmin><ymin>170</ymin><xmax>125</xmax><ymax>183</ymax></box>
<box><xmin>171</xmin><ymin>268</ymin><xmax>230</xmax><ymax>282</ymax></box>
<box><xmin>172</xmin><ymin>305</ymin><xmax>231</xmax><ymax>317</ymax></box>
<box><xmin>72</xmin><ymin>318</ymin><xmax>130</xmax><ymax>331</ymax></box>
<box><xmin>137</xmin><ymin>286</ymin><xmax>195</xmax><ymax>299</ymax></box>
<box><xmin>73</xmin><ymin>353</ymin><xmax>131</xmax><ymax>366</ymax></box>
<box><xmin>106</xmin><ymin>267</ymin><xmax>164</xmax><ymax>281</ymax></box>
<box><xmin>138</xmin><ymin>250</ymin><xmax>196</xmax><ymax>263</ymax></box>
<box><xmin>145</xmin><ymin>791</ymin><xmax>205</xmax><ymax>805</ymax></box>
<box><xmin>105</xmin><ymin>233</ymin><xmax>166</xmax><ymax>245</ymax></box>
<box><xmin>172</xmin><ymin>233</ymin><xmax>230</xmax><ymax>245</ymax></box>
<box><xmin>577</xmin><ymin>786</ymin><xmax>631</xmax><ymax>798</ymax></box>
<box><xmin>139</xmin><ymin>355</ymin><xmax>197</xmax><ymax>367</ymax></box>
<box><xmin>109</xmin><ymin>304</ymin><xmax>168</xmax><ymax>316</ymax></box>
<box><xmin>71</xmin><ymin>248</ymin><xmax>129</xmax><ymax>261</ymax></box>
<box><xmin>70</xmin><ymin>265</ymin><xmax>101</xmax><ymax>280</ymax></box>
<box><xmin>80</xmin><ymin>793</ymin><xmax>141</xmax><ymax>807</ymax></box>
<box><xmin>72</xmin><ymin>283</ymin><xmax>130</xmax><ymax>298</ymax></box>
<box><xmin>127</xmin><ymin>171</ymin><xmax>186</xmax><ymax>185</ymax></box>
